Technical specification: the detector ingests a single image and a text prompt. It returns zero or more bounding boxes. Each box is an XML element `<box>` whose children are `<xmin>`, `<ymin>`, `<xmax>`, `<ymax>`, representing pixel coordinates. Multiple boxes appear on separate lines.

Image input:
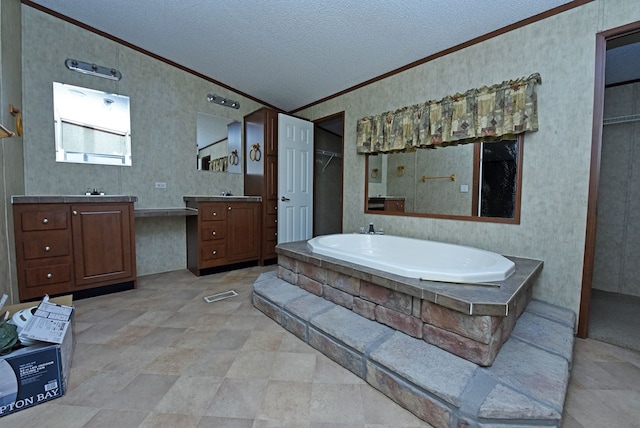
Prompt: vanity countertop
<box><xmin>183</xmin><ymin>195</ymin><xmax>262</xmax><ymax>203</ymax></box>
<box><xmin>368</xmin><ymin>196</ymin><xmax>405</xmax><ymax>200</ymax></box>
<box><xmin>12</xmin><ymin>195</ymin><xmax>138</xmax><ymax>204</ymax></box>
<box><xmin>134</xmin><ymin>207</ymin><xmax>198</xmax><ymax>217</ymax></box>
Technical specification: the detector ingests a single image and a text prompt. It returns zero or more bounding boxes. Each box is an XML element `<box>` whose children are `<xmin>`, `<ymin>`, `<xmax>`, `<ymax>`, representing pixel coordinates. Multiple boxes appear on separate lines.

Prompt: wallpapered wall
<box><xmin>20</xmin><ymin>7</ymin><xmax>267</xmax><ymax>277</ymax></box>
<box><xmin>296</xmin><ymin>0</ymin><xmax>640</xmax><ymax>316</ymax></box>
<box><xmin>0</xmin><ymin>0</ymin><xmax>25</xmax><ymax>304</ymax></box>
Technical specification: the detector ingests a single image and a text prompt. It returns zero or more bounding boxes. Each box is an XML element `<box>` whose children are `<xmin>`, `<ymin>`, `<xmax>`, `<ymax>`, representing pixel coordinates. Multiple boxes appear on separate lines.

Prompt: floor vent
<box><xmin>203</xmin><ymin>290</ymin><xmax>238</xmax><ymax>303</ymax></box>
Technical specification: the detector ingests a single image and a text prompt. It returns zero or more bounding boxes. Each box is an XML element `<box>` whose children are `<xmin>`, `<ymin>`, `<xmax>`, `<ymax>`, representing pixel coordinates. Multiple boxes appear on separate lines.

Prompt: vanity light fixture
<box><xmin>65</xmin><ymin>58</ymin><xmax>122</xmax><ymax>81</ymax></box>
<box><xmin>207</xmin><ymin>94</ymin><xmax>240</xmax><ymax>109</ymax></box>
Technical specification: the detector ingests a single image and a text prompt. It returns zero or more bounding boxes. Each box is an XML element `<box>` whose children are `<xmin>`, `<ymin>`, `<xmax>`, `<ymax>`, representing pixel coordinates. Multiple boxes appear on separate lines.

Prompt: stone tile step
<box><xmin>252</xmin><ymin>273</ymin><xmax>575</xmax><ymax>428</ymax></box>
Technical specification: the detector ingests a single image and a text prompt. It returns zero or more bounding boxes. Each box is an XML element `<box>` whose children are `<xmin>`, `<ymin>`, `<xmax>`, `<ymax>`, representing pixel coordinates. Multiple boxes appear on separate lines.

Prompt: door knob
<box><xmin>281</xmin><ymin>196</ymin><xmax>290</xmax><ymax>202</ymax></box>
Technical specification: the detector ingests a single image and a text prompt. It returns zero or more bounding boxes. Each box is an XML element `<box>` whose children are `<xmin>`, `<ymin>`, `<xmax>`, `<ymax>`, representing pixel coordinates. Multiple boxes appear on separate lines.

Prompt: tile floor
<box><xmin>2</xmin><ymin>266</ymin><xmax>639</xmax><ymax>428</ymax></box>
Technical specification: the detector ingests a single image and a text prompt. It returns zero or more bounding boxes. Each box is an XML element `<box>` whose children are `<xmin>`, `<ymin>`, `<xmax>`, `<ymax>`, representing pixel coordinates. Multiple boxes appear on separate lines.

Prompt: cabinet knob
<box><xmin>44</xmin><ymin>246</ymin><xmax>51</xmax><ymax>252</ymax></box>
<box><xmin>73</xmin><ymin>210</ymin><xmax>78</xmax><ymax>216</ymax></box>
<box><xmin>228</xmin><ymin>206</ymin><xmax>232</xmax><ymax>211</ymax></box>
<box><xmin>274</xmin><ymin>219</ymin><xmax>277</xmax><ymax>223</ymax></box>
<box><xmin>212</xmin><ymin>250</ymin><xmax>217</xmax><ymax>255</ymax></box>
<box><xmin>211</xmin><ymin>231</ymin><xmax>216</xmax><ymax>236</ymax></box>
<box><xmin>47</xmin><ymin>273</ymin><xmax>53</xmax><ymax>279</ymax></box>
<box><xmin>42</xmin><ymin>218</ymin><xmax>49</xmax><ymax>224</ymax></box>
<box><xmin>212</xmin><ymin>212</ymin><xmax>217</xmax><ymax>216</ymax></box>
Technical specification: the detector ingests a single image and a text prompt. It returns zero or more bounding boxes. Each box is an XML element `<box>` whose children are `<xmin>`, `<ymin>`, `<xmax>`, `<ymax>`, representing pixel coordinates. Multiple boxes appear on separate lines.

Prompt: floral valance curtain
<box><xmin>356</xmin><ymin>73</ymin><xmax>541</xmax><ymax>154</ymax></box>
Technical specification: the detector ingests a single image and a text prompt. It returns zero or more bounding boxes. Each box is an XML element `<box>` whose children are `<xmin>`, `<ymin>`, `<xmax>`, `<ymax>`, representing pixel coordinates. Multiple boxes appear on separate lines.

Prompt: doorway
<box><xmin>580</xmin><ymin>23</ymin><xmax>640</xmax><ymax>351</ymax></box>
<box><xmin>313</xmin><ymin>113</ymin><xmax>344</xmax><ymax>236</ymax></box>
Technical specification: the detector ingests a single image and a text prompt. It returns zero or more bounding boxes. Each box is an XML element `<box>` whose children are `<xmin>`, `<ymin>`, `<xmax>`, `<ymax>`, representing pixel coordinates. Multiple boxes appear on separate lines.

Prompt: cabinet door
<box><xmin>244</xmin><ymin>110</ymin><xmax>265</xmax><ymax>196</ymax></box>
<box><xmin>265</xmin><ymin>155</ymin><xmax>278</xmax><ymax>201</ymax></box>
<box><xmin>385</xmin><ymin>198</ymin><xmax>405</xmax><ymax>212</ymax></box>
<box><xmin>71</xmin><ymin>203</ymin><xmax>135</xmax><ymax>287</ymax></box>
<box><xmin>265</xmin><ymin>109</ymin><xmax>278</xmax><ymax>155</ymax></box>
<box><xmin>227</xmin><ymin>202</ymin><xmax>260</xmax><ymax>262</ymax></box>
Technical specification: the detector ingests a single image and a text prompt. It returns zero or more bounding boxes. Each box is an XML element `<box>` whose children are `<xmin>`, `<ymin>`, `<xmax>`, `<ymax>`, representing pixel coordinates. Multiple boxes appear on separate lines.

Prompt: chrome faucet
<box><xmin>359</xmin><ymin>223</ymin><xmax>384</xmax><ymax>234</ymax></box>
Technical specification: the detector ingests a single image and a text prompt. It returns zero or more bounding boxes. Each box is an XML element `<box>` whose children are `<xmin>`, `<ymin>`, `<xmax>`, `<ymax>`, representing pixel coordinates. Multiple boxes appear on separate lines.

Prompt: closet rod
<box><xmin>603</xmin><ymin>113</ymin><xmax>640</xmax><ymax>126</ymax></box>
<box><xmin>315</xmin><ymin>149</ymin><xmax>342</xmax><ymax>158</ymax></box>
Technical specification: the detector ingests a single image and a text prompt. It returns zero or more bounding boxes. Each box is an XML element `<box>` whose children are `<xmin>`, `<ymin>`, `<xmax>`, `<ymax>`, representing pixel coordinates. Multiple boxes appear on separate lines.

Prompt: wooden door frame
<box><xmin>578</xmin><ymin>21</ymin><xmax>640</xmax><ymax>338</ymax></box>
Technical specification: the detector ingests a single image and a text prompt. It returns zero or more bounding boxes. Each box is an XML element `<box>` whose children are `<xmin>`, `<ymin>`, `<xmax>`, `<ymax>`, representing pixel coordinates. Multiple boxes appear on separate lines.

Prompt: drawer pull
<box><xmin>212</xmin><ymin>211</ymin><xmax>217</xmax><ymax>216</ymax></box>
<box><xmin>228</xmin><ymin>206</ymin><xmax>232</xmax><ymax>211</ymax></box>
<box><xmin>73</xmin><ymin>210</ymin><xmax>78</xmax><ymax>216</ymax></box>
<box><xmin>211</xmin><ymin>231</ymin><xmax>216</xmax><ymax>236</ymax></box>
<box><xmin>42</xmin><ymin>218</ymin><xmax>49</xmax><ymax>224</ymax></box>
<box><xmin>47</xmin><ymin>273</ymin><xmax>53</xmax><ymax>279</ymax></box>
<box><xmin>274</xmin><ymin>219</ymin><xmax>277</xmax><ymax>223</ymax></box>
<box><xmin>44</xmin><ymin>246</ymin><xmax>51</xmax><ymax>252</ymax></box>
<box><xmin>212</xmin><ymin>250</ymin><xmax>217</xmax><ymax>255</ymax></box>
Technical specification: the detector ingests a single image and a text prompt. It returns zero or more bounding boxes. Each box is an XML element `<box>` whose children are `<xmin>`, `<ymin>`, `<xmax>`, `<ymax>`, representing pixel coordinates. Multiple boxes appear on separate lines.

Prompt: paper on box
<box><xmin>18</xmin><ymin>295</ymin><xmax>73</xmax><ymax>344</ymax></box>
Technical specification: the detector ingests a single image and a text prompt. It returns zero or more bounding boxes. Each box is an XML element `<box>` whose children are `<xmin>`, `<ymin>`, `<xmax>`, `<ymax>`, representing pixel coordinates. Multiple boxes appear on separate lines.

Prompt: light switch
<box><xmin>460</xmin><ymin>184</ymin><xmax>469</xmax><ymax>193</ymax></box>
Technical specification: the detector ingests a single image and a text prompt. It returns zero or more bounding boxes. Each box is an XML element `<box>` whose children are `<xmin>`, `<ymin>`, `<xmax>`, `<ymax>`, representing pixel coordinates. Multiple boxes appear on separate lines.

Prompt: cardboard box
<box><xmin>0</xmin><ymin>295</ymin><xmax>74</xmax><ymax>417</ymax></box>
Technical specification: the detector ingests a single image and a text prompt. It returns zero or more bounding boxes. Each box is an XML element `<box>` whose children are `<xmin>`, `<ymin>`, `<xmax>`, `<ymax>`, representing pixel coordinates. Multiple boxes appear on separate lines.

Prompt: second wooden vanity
<box><xmin>367</xmin><ymin>196</ymin><xmax>405</xmax><ymax>213</ymax></box>
<box><xmin>185</xmin><ymin>196</ymin><xmax>261</xmax><ymax>276</ymax></box>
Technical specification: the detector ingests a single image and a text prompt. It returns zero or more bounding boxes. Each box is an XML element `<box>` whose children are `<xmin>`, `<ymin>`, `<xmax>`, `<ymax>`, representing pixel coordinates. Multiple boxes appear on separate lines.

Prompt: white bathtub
<box><xmin>307</xmin><ymin>234</ymin><xmax>515</xmax><ymax>283</ymax></box>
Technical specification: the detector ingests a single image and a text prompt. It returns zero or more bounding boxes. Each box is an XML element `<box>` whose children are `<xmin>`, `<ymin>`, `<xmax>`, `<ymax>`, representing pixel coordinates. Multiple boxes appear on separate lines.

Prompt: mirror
<box><xmin>196</xmin><ymin>112</ymin><xmax>242</xmax><ymax>174</ymax></box>
<box><xmin>365</xmin><ymin>136</ymin><xmax>523</xmax><ymax>223</ymax></box>
<box><xmin>53</xmin><ymin>82</ymin><xmax>131</xmax><ymax>166</ymax></box>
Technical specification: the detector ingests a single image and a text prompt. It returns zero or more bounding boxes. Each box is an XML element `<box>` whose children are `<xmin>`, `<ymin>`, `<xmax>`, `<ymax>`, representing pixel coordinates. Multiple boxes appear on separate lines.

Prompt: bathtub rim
<box><xmin>276</xmin><ymin>239</ymin><xmax>543</xmax><ymax>317</ymax></box>
<box><xmin>306</xmin><ymin>233</ymin><xmax>516</xmax><ymax>283</ymax></box>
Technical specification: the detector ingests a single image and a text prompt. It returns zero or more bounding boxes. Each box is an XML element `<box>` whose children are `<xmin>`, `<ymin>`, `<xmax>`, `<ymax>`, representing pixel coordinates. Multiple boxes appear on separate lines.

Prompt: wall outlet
<box><xmin>155</xmin><ymin>182</ymin><xmax>167</xmax><ymax>189</ymax></box>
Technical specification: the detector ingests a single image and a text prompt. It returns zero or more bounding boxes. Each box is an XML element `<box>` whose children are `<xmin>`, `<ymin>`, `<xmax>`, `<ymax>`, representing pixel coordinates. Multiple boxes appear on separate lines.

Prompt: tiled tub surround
<box><xmin>273</xmin><ymin>240</ymin><xmax>545</xmax><ymax>367</ymax></box>
<box><xmin>253</xmin><ymin>268</ymin><xmax>576</xmax><ymax>427</ymax></box>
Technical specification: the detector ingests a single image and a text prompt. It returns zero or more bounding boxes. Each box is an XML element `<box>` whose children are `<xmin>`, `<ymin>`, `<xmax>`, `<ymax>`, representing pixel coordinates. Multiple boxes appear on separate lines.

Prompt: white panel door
<box><xmin>278</xmin><ymin>113</ymin><xmax>314</xmax><ymax>244</ymax></box>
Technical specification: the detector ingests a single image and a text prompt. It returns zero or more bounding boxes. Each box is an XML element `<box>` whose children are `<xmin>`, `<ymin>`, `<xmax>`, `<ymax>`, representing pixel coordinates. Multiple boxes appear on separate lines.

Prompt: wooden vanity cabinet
<box><xmin>367</xmin><ymin>197</ymin><xmax>405</xmax><ymax>213</ymax></box>
<box><xmin>186</xmin><ymin>200</ymin><xmax>261</xmax><ymax>276</ymax></box>
<box><xmin>13</xmin><ymin>201</ymin><xmax>137</xmax><ymax>302</ymax></box>
<box><xmin>244</xmin><ymin>107</ymin><xmax>279</xmax><ymax>263</ymax></box>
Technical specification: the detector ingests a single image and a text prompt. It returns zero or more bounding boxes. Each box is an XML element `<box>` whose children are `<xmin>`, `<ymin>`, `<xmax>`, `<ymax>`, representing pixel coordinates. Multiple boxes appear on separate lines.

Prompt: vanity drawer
<box><xmin>20</xmin><ymin>208</ymin><xmax>69</xmax><ymax>231</ymax></box>
<box><xmin>21</xmin><ymin>232</ymin><xmax>71</xmax><ymax>260</ymax></box>
<box><xmin>24</xmin><ymin>263</ymin><xmax>72</xmax><ymax>288</ymax></box>
<box><xmin>200</xmin><ymin>242</ymin><xmax>227</xmax><ymax>263</ymax></box>
<box><xmin>201</xmin><ymin>224</ymin><xmax>226</xmax><ymax>241</ymax></box>
<box><xmin>199</xmin><ymin>203</ymin><xmax>228</xmax><ymax>222</ymax></box>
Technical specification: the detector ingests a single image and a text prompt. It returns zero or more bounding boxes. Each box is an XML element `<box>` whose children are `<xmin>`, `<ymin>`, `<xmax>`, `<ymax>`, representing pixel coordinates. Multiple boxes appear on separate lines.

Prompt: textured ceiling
<box><xmin>26</xmin><ymin>0</ymin><xmax>612</xmax><ymax>112</ymax></box>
